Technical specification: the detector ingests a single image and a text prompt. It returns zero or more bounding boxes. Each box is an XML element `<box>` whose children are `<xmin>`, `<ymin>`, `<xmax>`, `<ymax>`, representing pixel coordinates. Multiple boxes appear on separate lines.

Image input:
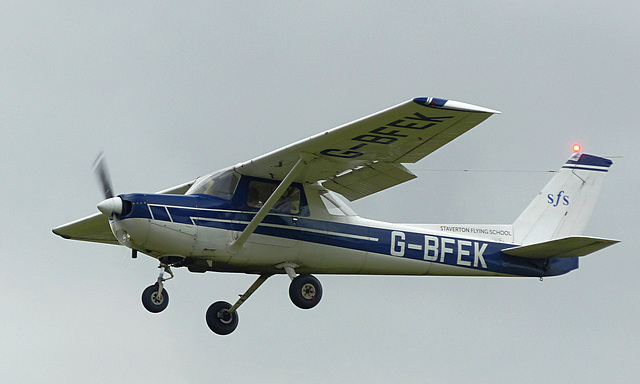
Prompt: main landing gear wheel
<box><xmin>289</xmin><ymin>274</ymin><xmax>322</xmax><ymax>309</ymax></box>
<box><xmin>141</xmin><ymin>283</ymin><xmax>169</xmax><ymax>313</ymax></box>
<box><xmin>206</xmin><ymin>301</ymin><xmax>239</xmax><ymax>335</ymax></box>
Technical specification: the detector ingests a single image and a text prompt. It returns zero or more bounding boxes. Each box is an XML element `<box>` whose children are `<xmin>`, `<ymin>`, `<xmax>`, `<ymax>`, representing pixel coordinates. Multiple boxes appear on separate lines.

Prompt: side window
<box><xmin>247</xmin><ymin>181</ymin><xmax>301</xmax><ymax>215</ymax></box>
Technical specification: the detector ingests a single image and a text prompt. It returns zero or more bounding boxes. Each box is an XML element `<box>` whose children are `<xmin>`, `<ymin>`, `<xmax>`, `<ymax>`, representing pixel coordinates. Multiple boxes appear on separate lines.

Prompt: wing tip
<box><xmin>413</xmin><ymin>97</ymin><xmax>501</xmax><ymax>114</ymax></box>
<box><xmin>52</xmin><ymin>228</ymin><xmax>71</xmax><ymax>239</ymax></box>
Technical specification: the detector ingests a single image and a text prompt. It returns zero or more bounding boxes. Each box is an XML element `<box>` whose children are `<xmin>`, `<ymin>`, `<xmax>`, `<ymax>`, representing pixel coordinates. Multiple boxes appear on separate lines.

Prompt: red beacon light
<box><xmin>572</xmin><ymin>144</ymin><xmax>581</xmax><ymax>153</ymax></box>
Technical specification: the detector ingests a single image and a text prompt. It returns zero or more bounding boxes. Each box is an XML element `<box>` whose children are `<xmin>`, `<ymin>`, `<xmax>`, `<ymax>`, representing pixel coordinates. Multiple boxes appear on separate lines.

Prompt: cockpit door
<box><xmin>231</xmin><ymin>177</ymin><xmax>306</xmax><ymax>248</ymax></box>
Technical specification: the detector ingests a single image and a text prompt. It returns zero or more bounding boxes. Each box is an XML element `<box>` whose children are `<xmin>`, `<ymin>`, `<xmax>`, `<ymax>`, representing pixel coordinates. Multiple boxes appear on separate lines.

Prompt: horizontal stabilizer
<box><xmin>502</xmin><ymin>236</ymin><xmax>619</xmax><ymax>259</ymax></box>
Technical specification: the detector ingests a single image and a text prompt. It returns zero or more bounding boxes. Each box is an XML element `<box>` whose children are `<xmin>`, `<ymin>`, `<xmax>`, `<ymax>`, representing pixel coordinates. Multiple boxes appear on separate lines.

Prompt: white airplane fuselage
<box><xmin>107</xmin><ymin>181</ymin><xmax>575</xmax><ymax>279</ymax></box>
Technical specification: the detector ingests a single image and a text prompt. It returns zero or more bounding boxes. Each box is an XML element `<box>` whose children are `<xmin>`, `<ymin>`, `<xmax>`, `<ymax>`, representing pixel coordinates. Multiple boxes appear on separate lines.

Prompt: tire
<box><xmin>289</xmin><ymin>274</ymin><xmax>322</xmax><ymax>309</ymax></box>
<box><xmin>206</xmin><ymin>301</ymin><xmax>239</xmax><ymax>335</ymax></box>
<box><xmin>141</xmin><ymin>283</ymin><xmax>169</xmax><ymax>313</ymax></box>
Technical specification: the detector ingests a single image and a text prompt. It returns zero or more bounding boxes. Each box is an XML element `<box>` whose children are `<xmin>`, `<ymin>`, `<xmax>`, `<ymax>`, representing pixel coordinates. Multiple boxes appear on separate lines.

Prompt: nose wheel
<box><xmin>141</xmin><ymin>263</ymin><xmax>174</xmax><ymax>313</ymax></box>
<box><xmin>141</xmin><ymin>283</ymin><xmax>169</xmax><ymax>313</ymax></box>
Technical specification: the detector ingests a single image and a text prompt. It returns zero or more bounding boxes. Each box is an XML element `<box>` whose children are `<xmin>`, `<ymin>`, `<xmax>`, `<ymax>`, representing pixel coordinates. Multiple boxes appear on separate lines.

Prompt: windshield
<box><xmin>186</xmin><ymin>169</ymin><xmax>239</xmax><ymax>200</ymax></box>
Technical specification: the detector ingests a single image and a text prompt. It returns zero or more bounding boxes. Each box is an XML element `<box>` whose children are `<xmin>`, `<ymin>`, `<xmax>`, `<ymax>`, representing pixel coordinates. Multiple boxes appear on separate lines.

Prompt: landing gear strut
<box><xmin>141</xmin><ymin>263</ymin><xmax>174</xmax><ymax>313</ymax></box>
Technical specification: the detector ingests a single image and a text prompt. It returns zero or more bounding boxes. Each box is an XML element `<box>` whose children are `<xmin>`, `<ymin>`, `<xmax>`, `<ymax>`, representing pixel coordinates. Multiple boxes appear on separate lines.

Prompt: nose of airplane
<box><xmin>97</xmin><ymin>196</ymin><xmax>123</xmax><ymax>216</ymax></box>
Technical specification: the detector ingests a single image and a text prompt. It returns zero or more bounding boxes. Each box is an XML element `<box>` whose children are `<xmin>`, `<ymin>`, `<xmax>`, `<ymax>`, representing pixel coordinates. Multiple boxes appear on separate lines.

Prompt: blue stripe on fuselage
<box><xmin>119</xmin><ymin>193</ymin><xmax>577</xmax><ymax>277</ymax></box>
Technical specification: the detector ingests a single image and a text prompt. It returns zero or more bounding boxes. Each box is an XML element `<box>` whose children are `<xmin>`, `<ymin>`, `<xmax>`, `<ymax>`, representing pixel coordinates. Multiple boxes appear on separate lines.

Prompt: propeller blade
<box><xmin>93</xmin><ymin>152</ymin><xmax>115</xmax><ymax>199</ymax></box>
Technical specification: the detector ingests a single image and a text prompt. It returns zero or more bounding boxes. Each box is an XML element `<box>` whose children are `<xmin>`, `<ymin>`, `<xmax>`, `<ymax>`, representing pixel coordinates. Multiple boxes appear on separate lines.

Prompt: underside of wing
<box><xmin>52</xmin><ymin>180</ymin><xmax>196</xmax><ymax>245</ymax></box>
<box><xmin>321</xmin><ymin>162</ymin><xmax>416</xmax><ymax>201</ymax></box>
<box><xmin>234</xmin><ymin>97</ymin><xmax>499</xmax><ymax>200</ymax></box>
<box><xmin>53</xmin><ymin>212</ymin><xmax>118</xmax><ymax>245</ymax></box>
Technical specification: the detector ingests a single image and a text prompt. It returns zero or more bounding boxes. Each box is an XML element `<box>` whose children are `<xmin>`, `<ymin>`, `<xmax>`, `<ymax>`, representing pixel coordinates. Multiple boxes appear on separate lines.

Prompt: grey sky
<box><xmin>1</xmin><ymin>2</ymin><xmax>638</xmax><ymax>383</ymax></box>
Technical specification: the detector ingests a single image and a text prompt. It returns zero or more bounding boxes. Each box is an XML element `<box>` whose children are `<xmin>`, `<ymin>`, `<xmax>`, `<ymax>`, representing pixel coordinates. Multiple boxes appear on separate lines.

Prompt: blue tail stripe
<box><xmin>566</xmin><ymin>153</ymin><xmax>613</xmax><ymax>168</ymax></box>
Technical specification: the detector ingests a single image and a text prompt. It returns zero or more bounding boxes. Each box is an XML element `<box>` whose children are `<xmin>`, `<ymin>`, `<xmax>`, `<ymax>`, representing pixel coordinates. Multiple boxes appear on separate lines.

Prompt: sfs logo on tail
<box><xmin>547</xmin><ymin>190</ymin><xmax>569</xmax><ymax>207</ymax></box>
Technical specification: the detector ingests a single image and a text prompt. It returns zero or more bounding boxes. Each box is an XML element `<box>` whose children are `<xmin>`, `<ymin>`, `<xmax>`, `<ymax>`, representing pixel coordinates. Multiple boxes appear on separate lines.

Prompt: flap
<box><xmin>322</xmin><ymin>162</ymin><xmax>416</xmax><ymax>201</ymax></box>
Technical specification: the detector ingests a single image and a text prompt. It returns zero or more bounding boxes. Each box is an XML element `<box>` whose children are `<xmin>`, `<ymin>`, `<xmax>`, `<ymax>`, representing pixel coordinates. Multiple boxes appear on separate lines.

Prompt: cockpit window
<box><xmin>247</xmin><ymin>180</ymin><xmax>301</xmax><ymax>215</ymax></box>
<box><xmin>186</xmin><ymin>169</ymin><xmax>239</xmax><ymax>200</ymax></box>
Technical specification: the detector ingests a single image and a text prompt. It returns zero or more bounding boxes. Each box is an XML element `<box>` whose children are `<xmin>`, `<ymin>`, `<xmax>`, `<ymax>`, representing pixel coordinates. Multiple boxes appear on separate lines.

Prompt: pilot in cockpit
<box><xmin>247</xmin><ymin>187</ymin><xmax>262</xmax><ymax>208</ymax></box>
<box><xmin>246</xmin><ymin>181</ymin><xmax>299</xmax><ymax>214</ymax></box>
<box><xmin>272</xmin><ymin>188</ymin><xmax>298</xmax><ymax>214</ymax></box>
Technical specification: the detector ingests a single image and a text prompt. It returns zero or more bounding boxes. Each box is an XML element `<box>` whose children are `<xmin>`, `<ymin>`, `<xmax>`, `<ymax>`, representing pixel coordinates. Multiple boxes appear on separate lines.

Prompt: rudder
<box><xmin>512</xmin><ymin>153</ymin><xmax>613</xmax><ymax>245</ymax></box>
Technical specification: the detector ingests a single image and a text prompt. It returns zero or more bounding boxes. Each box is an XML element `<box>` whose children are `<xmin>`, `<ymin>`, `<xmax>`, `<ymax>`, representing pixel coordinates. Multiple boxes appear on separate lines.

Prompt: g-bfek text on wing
<box><xmin>233</xmin><ymin>97</ymin><xmax>499</xmax><ymax>201</ymax></box>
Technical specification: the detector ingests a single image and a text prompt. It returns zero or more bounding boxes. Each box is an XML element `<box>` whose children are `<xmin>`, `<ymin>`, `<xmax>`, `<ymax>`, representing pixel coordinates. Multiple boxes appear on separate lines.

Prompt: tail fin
<box><xmin>512</xmin><ymin>153</ymin><xmax>613</xmax><ymax>245</ymax></box>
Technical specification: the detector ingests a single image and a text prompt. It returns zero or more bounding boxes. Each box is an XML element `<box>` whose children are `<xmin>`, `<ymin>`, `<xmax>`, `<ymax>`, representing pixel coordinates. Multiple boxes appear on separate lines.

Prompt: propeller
<box><xmin>93</xmin><ymin>152</ymin><xmax>114</xmax><ymax>199</ymax></box>
<box><xmin>93</xmin><ymin>152</ymin><xmax>123</xmax><ymax>216</ymax></box>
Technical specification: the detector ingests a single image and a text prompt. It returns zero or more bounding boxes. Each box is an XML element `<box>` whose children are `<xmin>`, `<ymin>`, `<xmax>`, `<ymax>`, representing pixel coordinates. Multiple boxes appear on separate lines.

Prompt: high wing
<box><xmin>53</xmin><ymin>97</ymin><xmax>499</xmax><ymax>244</ymax></box>
<box><xmin>234</xmin><ymin>97</ymin><xmax>500</xmax><ymax>201</ymax></box>
<box><xmin>52</xmin><ymin>180</ymin><xmax>195</xmax><ymax>244</ymax></box>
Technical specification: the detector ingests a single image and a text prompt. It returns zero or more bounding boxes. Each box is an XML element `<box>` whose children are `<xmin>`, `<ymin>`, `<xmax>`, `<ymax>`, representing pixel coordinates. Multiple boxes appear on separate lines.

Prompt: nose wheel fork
<box><xmin>141</xmin><ymin>263</ymin><xmax>174</xmax><ymax>313</ymax></box>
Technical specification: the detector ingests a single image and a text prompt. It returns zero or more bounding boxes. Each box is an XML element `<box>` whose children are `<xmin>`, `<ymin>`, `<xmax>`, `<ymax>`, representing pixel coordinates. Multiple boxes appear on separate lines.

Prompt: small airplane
<box><xmin>53</xmin><ymin>97</ymin><xmax>619</xmax><ymax>335</ymax></box>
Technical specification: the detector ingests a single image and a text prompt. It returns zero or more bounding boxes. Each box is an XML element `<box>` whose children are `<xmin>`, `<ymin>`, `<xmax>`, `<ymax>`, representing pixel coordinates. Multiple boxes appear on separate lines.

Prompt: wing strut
<box><xmin>227</xmin><ymin>154</ymin><xmax>311</xmax><ymax>253</ymax></box>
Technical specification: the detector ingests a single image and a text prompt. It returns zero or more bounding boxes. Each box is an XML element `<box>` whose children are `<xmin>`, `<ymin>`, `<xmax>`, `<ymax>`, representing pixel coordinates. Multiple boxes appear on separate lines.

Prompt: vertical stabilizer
<box><xmin>512</xmin><ymin>153</ymin><xmax>613</xmax><ymax>245</ymax></box>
